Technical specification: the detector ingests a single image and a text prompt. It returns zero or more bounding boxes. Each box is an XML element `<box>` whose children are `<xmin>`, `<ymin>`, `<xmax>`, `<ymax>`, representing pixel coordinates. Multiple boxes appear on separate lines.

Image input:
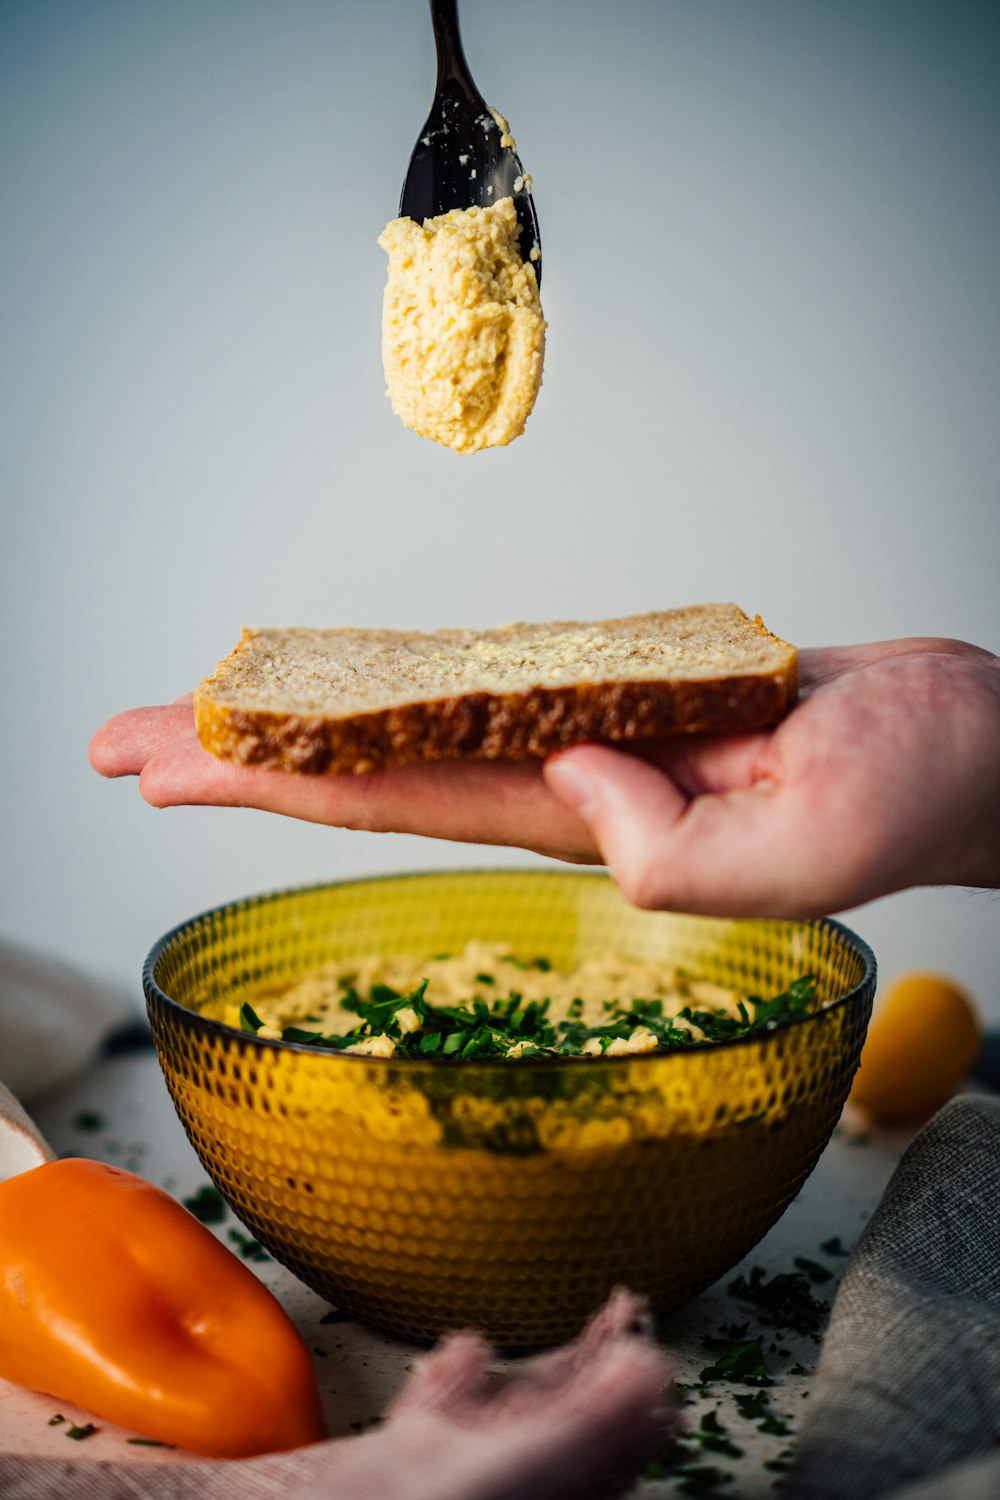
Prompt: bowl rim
<box><xmin>142</xmin><ymin>867</ymin><xmax>877</xmax><ymax>1069</ymax></box>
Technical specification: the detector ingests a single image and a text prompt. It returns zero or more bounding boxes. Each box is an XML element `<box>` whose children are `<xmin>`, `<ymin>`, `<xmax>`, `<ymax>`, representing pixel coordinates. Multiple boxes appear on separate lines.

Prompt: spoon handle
<box><xmin>430</xmin><ymin>0</ymin><xmax>477</xmax><ymax>95</ymax></box>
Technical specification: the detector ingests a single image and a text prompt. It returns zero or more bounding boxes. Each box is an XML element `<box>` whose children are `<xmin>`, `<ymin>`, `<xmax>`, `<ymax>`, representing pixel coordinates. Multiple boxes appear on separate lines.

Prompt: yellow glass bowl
<box><xmin>144</xmin><ymin>870</ymin><xmax>876</xmax><ymax>1348</ymax></box>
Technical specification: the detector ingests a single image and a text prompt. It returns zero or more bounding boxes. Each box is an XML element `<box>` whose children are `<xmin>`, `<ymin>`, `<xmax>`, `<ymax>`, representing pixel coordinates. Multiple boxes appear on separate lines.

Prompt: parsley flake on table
<box><xmin>733</xmin><ymin>1390</ymin><xmax>771</xmax><ymax>1421</ymax></box>
<box><xmin>227</xmin><ymin>1229</ymin><xmax>270</xmax><ymax>1262</ymax></box>
<box><xmin>181</xmin><ymin>1184</ymin><xmax>227</xmax><ymax>1224</ymax></box>
<box><xmin>700</xmin><ymin>1333</ymin><xmax>774</xmax><ymax>1386</ymax></box>
<box><xmin>696</xmin><ymin>1409</ymin><xmax>744</xmax><ymax>1458</ymax></box>
<box><xmin>728</xmin><ymin>1267</ymin><xmax>830</xmax><ymax>1336</ymax></box>
<box><xmin>793</xmin><ymin>1255</ymin><xmax>834</xmax><ymax>1285</ymax></box>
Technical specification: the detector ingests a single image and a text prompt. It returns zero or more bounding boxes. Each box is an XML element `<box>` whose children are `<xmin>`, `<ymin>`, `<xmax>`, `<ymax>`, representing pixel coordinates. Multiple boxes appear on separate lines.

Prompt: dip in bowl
<box><xmin>144</xmin><ymin>870</ymin><xmax>875</xmax><ymax>1348</ymax></box>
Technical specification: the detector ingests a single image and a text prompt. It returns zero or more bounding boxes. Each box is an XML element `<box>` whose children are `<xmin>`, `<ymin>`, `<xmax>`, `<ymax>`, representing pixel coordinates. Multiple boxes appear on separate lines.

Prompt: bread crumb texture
<box><xmin>378</xmin><ymin>198</ymin><xmax>545</xmax><ymax>454</ymax></box>
<box><xmin>194</xmin><ymin>605</ymin><xmax>798</xmax><ymax>775</ymax></box>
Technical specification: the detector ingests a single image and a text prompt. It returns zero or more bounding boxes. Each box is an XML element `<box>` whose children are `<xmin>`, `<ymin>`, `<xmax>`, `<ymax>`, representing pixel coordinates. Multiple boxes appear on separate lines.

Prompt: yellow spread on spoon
<box><xmin>378</xmin><ymin>197</ymin><xmax>545</xmax><ymax>454</ymax></box>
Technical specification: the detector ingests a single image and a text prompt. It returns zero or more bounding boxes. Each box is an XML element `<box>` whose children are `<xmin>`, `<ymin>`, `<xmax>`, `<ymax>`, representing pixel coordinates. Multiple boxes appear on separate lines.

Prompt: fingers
<box><xmin>545</xmin><ymin>744</ymin><xmax>834</xmax><ymax>917</ymax></box>
<box><xmin>89</xmin><ymin>705</ymin><xmax>196</xmax><ymax>777</ymax></box>
<box><xmin>797</xmin><ymin>638</ymin><xmax>993</xmax><ymax>694</ymax></box>
<box><xmin>635</xmin><ymin>731</ymin><xmax>769</xmax><ymax>798</ymax></box>
<box><xmin>136</xmin><ymin>734</ymin><xmax>601</xmax><ymax>861</ymax></box>
<box><xmin>89</xmin><ymin>700</ymin><xmax>600</xmax><ymax>857</ymax></box>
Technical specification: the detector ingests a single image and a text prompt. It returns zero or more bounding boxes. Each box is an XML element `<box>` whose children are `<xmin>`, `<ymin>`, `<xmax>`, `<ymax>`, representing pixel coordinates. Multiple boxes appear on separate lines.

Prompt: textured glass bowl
<box><xmin>144</xmin><ymin>870</ymin><xmax>876</xmax><ymax>1348</ymax></box>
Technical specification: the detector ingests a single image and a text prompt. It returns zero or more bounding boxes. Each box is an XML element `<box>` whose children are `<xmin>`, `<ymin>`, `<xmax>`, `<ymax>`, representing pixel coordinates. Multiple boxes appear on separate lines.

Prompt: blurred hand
<box><xmin>89</xmin><ymin>638</ymin><xmax>1000</xmax><ymax>919</ymax></box>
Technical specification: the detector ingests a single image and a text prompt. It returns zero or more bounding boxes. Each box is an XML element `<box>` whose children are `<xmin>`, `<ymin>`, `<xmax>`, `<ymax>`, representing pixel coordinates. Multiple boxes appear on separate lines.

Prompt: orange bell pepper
<box><xmin>0</xmin><ymin>1158</ymin><xmax>324</xmax><ymax>1457</ymax></box>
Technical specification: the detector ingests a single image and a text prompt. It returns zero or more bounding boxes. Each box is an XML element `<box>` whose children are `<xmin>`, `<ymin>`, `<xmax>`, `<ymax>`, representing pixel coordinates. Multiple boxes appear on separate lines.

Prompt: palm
<box><xmin>89</xmin><ymin>637</ymin><xmax>999</xmax><ymax>918</ymax></box>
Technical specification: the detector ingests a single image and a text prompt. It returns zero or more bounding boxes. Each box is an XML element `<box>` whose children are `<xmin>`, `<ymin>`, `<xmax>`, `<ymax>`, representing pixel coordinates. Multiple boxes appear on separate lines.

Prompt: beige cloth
<box><xmin>0</xmin><ymin>940</ymin><xmax>133</xmax><ymax>1103</ymax></box>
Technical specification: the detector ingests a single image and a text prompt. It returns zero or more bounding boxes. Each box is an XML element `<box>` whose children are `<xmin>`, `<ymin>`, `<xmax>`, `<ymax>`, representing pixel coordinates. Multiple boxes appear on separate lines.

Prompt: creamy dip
<box><xmin>208</xmin><ymin>941</ymin><xmax>767</xmax><ymax>1060</ymax></box>
<box><xmin>378</xmin><ymin>199</ymin><xmax>545</xmax><ymax>454</ymax></box>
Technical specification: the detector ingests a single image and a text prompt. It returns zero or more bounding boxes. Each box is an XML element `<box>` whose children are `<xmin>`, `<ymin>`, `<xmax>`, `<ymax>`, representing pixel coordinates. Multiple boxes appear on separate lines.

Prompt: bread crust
<box><xmin>194</xmin><ymin>650</ymin><xmax>798</xmax><ymax>776</ymax></box>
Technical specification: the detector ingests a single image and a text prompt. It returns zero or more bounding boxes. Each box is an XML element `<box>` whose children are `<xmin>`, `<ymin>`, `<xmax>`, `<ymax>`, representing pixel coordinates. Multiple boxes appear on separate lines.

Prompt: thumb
<box><xmin>544</xmin><ymin>745</ymin><xmax>819</xmax><ymax>917</ymax></box>
<box><xmin>544</xmin><ymin>747</ymin><xmax>688</xmax><ymax>909</ymax></box>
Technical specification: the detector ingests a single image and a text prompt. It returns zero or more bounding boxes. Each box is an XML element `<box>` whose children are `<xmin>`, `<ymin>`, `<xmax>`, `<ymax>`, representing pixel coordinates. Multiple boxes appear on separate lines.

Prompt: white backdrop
<box><xmin>2</xmin><ymin>1</ymin><xmax>998</xmax><ymax>1018</ymax></box>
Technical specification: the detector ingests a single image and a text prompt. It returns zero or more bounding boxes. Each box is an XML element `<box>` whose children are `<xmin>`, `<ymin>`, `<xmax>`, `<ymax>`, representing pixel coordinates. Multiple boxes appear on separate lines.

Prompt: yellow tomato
<box><xmin>850</xmin><ymin>972</ymin><xmax>982</xmax><ymax>1123</ymax></box>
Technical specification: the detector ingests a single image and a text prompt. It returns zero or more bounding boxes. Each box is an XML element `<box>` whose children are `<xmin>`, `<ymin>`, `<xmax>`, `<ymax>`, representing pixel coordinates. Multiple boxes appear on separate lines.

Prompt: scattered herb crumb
<box><xmin>700</xmin><ymin>1333</ymin><xmax>773</xmax><ymax>1386</ymax></box>
<box><xmin>765</xmin><ymin>1445</ymin><xmax>797</xmax><ymax>1474</ymax></box>
<box><xmin>678</xmin><ymin>1465</ymin><xmax>734</xmax><ymax>1495</ymax></box>
<box><xmin>728</xmin><ymin>1266</ymin><xmax>829</xmax><ymax>1336</ymax></box>
<box><xmin>126</xmin><ymin>1437</ymin><xmax>171</xmax><ymax>1447</ymax></box>
<box><xmin>794</xmin><ymin>1256</ymin><xmax>834</xmax><ymax>1285</ymax></box>
<box><xmin>227</xmin><ymin>1229</ymin><xmax>270</xmax><ymax>1262</ymax></box>
<box><xmin>48</xmin><ymin>1414</ymin><xmax>65</xmax><ymax>1427</ymax></box>
<box><xmin>72</xmin><ymin>1110</ymin><xmax>104</xmax><ymax>1132</ymax></box>
<box><xmin>181</xmin><ymin>1184</ymin><xmax>227</xmax><ymax>1224</ymax></box>
<box><xmin>697</xmin><ymin>1409</ymin><xmax>743</xmax><ymax>1457</ymax></box>
<box><xmin>642</xmin><ymin>1437</ymin><xmax>701</xmax><ymax>1479</ymax></box>
<box><xmin>734</xmin><ymin>1391</ymin><xmax>770</xmax><ymax>1421</ymax></box>
<box><xmin>820</xmin><ymin>1236</ymin><xmax>848</xmax><ymax>1257</ymax></box>
<box><xmin>66</xmin><ymin>1424</ymin><xmax>97</xmax><ymax>1441</ymax></box>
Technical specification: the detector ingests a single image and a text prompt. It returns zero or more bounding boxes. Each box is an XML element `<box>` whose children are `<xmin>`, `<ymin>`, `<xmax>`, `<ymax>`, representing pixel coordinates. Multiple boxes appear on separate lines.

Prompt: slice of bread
<box><xmin>194</xmin><ymin>605</ymin><xmax>797</xmax><ymax>775</ymax></box>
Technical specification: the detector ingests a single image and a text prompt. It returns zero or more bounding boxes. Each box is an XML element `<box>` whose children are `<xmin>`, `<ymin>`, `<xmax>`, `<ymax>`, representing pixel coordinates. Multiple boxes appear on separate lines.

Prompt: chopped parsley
<box><xmin>696</xmin><ymin>1410</ymin><xmax>744</xmax><ymax>1457</ymax></box>
<box><xmin>238</xmin><ymin>972</ymin><xmax>819</xmax><ymax>1062</ymax></box>
<box><xmin>642</xmin><ymin>1436</ymin><xmax>703</xmax><ymax>1480</ymax></box>
<box><xmin>820</xmin><ymin>1236</ymin><xmax>849</xmax><ymax>1257</ymax></box>
<box><xmin>239</xmin><ymin>1001</ymin><xmax>266</xmax><ymax>1034</ymax></box>
<box><xmin>72</xmin><ymin>1110</ymin><xmax>104</xmax><ymax>1132</ymax></box>
<box><xmin>227</xmin><ymin>1229</ymin><xmax>270</xmax><ymax>1262</ymax></box>
<box><xmin>66</xmin><ymin>1423</ymin><xmax>97</xmax><ymax>1441</ymax></box>
<box><xmin>182</xmin><ymin>1184</ymin><xmax>227</xmax><ymax>1224</ymax></box>
<box><xmin>678</xmin><ymin>1466</ymin><xmax>735</xmax><ymax>1495</ymax></box>
<box><xmin>733</xmin><ymin>1391</ymin><xmax>770</xmax><ymax>1421</ymax></box>
<box><xmin>765</xmin><ymin>1445</ymin><xmax>797</xmax><ymax>1473</ymax></box>
<box><xmin>728</xmin><ymin>1267</ymin><xmax>829</xmax><ymax>1336</ymax></box>
<box><xmin>793</xmin><ymin>1255</ymin><xmax>834</xmax><ymax>1285</ymax></box>
<box><xmin>700</xmin><ymin>1333</ymin><xmax>774</xmax><ymax>1386</ymax></box>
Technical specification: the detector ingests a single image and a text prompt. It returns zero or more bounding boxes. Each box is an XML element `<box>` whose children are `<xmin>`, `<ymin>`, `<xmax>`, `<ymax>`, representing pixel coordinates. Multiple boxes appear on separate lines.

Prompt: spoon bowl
<box><xmin>399</xmin><ymin>0</ymin><xmax>541</xmax><ymax>284</ymax></box>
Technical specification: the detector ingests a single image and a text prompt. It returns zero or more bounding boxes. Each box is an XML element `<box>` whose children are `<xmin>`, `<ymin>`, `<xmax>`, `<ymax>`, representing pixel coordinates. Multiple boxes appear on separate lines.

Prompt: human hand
<box><xmin>89</xmin><ymin>637</ymin><xmax>1000</xmax><ymax>919</ymax></box>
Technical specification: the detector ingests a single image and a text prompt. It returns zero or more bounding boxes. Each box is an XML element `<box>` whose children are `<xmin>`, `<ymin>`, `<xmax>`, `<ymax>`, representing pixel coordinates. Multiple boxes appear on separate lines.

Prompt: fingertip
<box><xmin>88</xmin><ymin>720</ymin><xmax>124</xmax><ymax>777</ymax></box>
<box><xmin>544</xmin><ymin>743</ymin><xmax>639</xmax><ymax>813</ymax></box>
<box><xmin>137</xmin><ymin>763</ymin><xmax>170</xmax><ymax>808</ymax></box>
<box><xmin>543</xmin><ymin>753</ymin><xmax>599</xmax><ymax>819</ymax></box>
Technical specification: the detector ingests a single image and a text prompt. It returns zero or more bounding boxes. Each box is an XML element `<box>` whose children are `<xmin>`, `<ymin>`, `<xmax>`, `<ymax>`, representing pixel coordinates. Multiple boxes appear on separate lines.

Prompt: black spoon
<box><xmin>399</xmin><ymin>0</ymin><xmax>542</xmax><ymax>286</ymax></box>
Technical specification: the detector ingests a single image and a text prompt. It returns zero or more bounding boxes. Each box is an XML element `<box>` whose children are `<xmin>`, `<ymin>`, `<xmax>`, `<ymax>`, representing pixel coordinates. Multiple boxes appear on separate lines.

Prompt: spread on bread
<box><xmin>194</xmin><ymin>606</ymin><xmax>799</xmax><ymax>776</ymax></box>
<box><xmin>378</xmin><ymin>198</ymin><xmax>545</xmax><ymax>454</ymax></box>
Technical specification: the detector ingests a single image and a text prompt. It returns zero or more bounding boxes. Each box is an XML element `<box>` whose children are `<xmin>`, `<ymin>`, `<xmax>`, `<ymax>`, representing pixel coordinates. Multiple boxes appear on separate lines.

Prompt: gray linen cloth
<box><xmin>786</xmin><ymin>1093</ymin><xmax>1000</xmax><ymax>1500</ymax></box>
